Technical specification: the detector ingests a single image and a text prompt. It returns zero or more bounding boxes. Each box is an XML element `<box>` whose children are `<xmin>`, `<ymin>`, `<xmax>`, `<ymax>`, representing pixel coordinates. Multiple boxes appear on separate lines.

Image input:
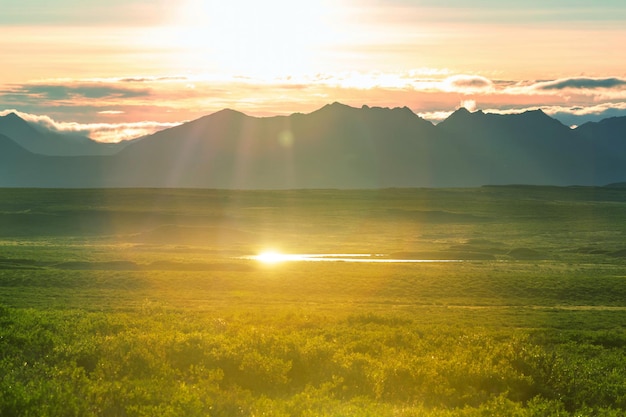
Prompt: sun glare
<box><xmin>256</xmin><ymin>251</ymin><xmax>288</xmax><ymax>264</ymax></box>
<box><xmin>245</xmin><ymin>252</ymin><xmax>464</xmax><ymax>263</ymax></box>
<box><xmin>170</xmin><ymin>0</ymin><xmax>342</xmax><ymax>77</ymax></box>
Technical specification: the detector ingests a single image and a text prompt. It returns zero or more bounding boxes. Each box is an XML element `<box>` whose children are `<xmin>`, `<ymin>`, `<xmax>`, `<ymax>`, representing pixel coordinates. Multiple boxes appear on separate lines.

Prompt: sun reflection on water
<box><xmin>246</xmin><ymin>251</ymin><xmax>462</xmax><ymax>264</ymax></box>
<box><xmin>255</xmin><ymin>251</ymin><xmax>294</xmax><ymax>264</ymax></box>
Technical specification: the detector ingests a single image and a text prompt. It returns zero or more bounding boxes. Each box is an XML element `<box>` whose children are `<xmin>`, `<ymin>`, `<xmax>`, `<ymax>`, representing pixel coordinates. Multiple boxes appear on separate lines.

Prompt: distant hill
<box><xmin>0</xmin><ymin>112</ymin><xmax>127</xmax><ymax>156</ymax></box>
<box><xmin>1</xmin><ymin>103</ymin><xmax>626</xmax><ymax>188</ymax></box>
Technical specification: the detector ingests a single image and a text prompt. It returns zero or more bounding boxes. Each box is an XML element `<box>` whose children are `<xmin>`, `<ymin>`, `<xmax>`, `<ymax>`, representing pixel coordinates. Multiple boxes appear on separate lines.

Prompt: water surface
<box><xmin>242</xmin><ymin>252</ymin><xmax>463</xmax><ymax>263</ymax></box>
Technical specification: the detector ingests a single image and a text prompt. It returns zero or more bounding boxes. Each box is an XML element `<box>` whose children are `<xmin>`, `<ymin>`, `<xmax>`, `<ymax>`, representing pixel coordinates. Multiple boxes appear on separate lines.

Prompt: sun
<box><xmin>170</xmin><ymin>0</ymin><xmax>340</xmax><ymax>77</ymax></box>
<box><xmin>256</xmin><ymin>250</ymin><xmax>288</xmax><ymax>264</ymax></box>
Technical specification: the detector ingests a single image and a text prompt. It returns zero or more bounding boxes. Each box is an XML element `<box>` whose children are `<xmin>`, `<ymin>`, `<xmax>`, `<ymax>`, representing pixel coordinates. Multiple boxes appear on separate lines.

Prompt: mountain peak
<box><xmin>516</xmin><ymin>108</ymin><xmax>566</xmax><ymax>128</ymax></box>
<box><xmin>451</xmin><ymin>107</ymin><xmax>485</xmax><ymax>118</ymax></box>
<box><xmin>1</xmin><ymin>112</ymin><xmax>28</xmax><ymax>125</ymax></box>
<box><xmin>521</xmin><ymin>108</ymin><xmax>548</xmax><ymax>118</ymax></box>
<box><xmin>195</xmin><ymin>108</ymin><xmax>248</xmax><ymax>124</ymax></box>
<box><xmin>211</xmin><ymin>108</ymin><xmax>247</xmax><ymax>117</ymax></box>
<box><xmin>2</xmin><ymin>111</ymin><xmax>22</xmax><ymax>119</ymax></box>
<box><xmin>437</xmin><ymin>107</ymin><xmax>484</xmax><ymax>129</ymax></box>
<box><xmin>329</xmin><ymin>101</ymin><xmax>350</xmax><ymax>108</ymax></box>
<box><xmin>357</xmin><ymin>104</ymin><xmax>416</xmax><ymax>116</ymax></box>
<box><xmin>320</xmin><ymin>102</ymin><xmax>353</xmax><ymax>112</ymax></box>
<box><xmin>309</xmin><ymin>102</ymin><xmax>356</xmax><ymax>117</ymax></box>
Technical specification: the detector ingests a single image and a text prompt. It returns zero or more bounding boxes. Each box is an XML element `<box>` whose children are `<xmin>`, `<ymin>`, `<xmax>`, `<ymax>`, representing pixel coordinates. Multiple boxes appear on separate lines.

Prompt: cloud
<box><xmin>20</xmin><ymin>84</ymin><xmax>151</xmax><ymax>100</ymax></box>
<box><xmin>98</xmin><ymin>110</ymin><xmax>125</xmax><ymax>115</ymax></box>
<box><xmin>3</xmin><ymin>71</ymin><xmax>626</xmax><ymax>141</ymax></box>
<box><xmin>502</xmin><ymin>77</ymin><xmax>626</xmax><ymax>100</ymax></box>
<box><xmin>541</xmin><ymin>102</ymin><xmax>626</xmax><ymax>126</ymax></box>
<box><xmin>0</xmin><ymin>109</ymin><xmax>180</xmax><ymax>143</ymax></box>
<box><xmin>460</xmin><ymin>99</ymin><xmax>477</xmax><ymax>111</ymax></box>
<box><xmin>443</xmin><ymin>75</ymin><xmax>494</xmax><ymax>93</ymax></box>
<box><xmin>82</xmin><ymin>121</ymin><xmax>182</xmax><ymax>143</ymax></box>
<box><xmin>119</xmin><ymin>76</ymin><xmax>189</xmax><ymax>83</ymax></box>
<box><xmin>418</xmin><ymin>110</ymin><xmax>455</xmax><ymax>124</ymax></box>
<box><xmin>0</xmin><ymin>72</ymin><xmax>498</xmax><ymax>120</ymax></box>
<box><xmin>455</xmin><ymin>102</ymin><xmax>626</xmax><ymax>127</ymax></box>
<box><xmin>533</xmin><ymin>77</ymin><xmax>626</xmax><ymax>91</ymax></box>
<box><xmin>418</xmin><ymin>101</ymin><xmax>626</xmax><ymax>127</ymax></box>
<box><xmin>305</xmin><ymin>71</ymin><xmax>420</xmax><ymax>90</ymax></box>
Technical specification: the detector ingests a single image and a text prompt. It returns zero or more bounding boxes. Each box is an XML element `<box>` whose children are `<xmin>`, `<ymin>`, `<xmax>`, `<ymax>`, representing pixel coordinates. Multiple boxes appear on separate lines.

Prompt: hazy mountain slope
<box><xmin>0</xmin><ymin>133</ymin><xmax>114</xmax><ymax>187</ymax></box>
<box><xmin>572</xmin><ymin>117</ymin><xmax>626</xmax><ymax>184</ymax></box>
<box><xmin>114</xmin><ymin>103</ymin><xmax>441</xmax><ymax>188</ymax></box>
<box><xmin>576</xmin><ymin>116</ymin><xmax>626</xmax><ymax>140</ymax></box>
<box><xmin>576</xmin><ymin>116</ymin><xmax>626</xmax><ymax>158</ymax></box>
<box><xmin>0</xmin><ymin>112</ymin><xmax>126</xmax><ymax>156</ymax></box>
<box><xmin>0</xmin><ymin>133</ymin><xmax>44</xmax><ymax>186</ymax></box>
<box><xmin>436</xmin><ymin>108</ymin><xmax>605</xmax><ymax>185</ymax></box>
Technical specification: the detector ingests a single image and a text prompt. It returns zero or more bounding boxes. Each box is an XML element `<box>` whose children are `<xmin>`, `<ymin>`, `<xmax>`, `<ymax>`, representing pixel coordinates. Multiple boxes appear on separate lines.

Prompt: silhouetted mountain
<box><xmin>436</xmin><ymin>108</ymin><xmax>605</xmax><ymax>185</ymax></box>
<box><xmin>576</xmin><ymin>116</ymin><xmax>626</xmax><ymax>140</ymax></box>
<box><xmin>0</xmin><ymin>132</ymin><xmax>35</xmax><ymax>163</ymax></box>
<box><xmin>111</xmin><ymin>102</ymin><xmax>440</xmax><ymax>188</ymax></box>
<box><xmin>1</xmin><ymin>104</ymin><xmax>626</xmax><ymax>188</ymax></box>
<box><xmin>0</xmin><ymin>112</ymin><xmax>127</xmax><ymax>156</ymax></box>
<box><xmin>575</xmin><ymin>116</ymin><xmax>626</xmax><ymax>158</ymax></box>
<box><xmin>573</xmin><ymin>117</ymin><xmax>626</xmax><ymax>182</ymax></box>
<box><xmin>0</xmin><ymin>133</ymin><xmax>44</xmax><ymax>186</ymax></box>
<box><xmin>0</xmin><ymin>132</ymin><xmax>113</xmax><ymax>187</ymax></box>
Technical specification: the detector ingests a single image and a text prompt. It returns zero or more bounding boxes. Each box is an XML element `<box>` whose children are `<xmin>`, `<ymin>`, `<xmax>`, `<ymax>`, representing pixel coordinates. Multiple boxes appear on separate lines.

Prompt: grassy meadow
<box><xmin>1</xmin><ymin>186</ymin><xmax>626</xmax><ymax>416</ymax></box>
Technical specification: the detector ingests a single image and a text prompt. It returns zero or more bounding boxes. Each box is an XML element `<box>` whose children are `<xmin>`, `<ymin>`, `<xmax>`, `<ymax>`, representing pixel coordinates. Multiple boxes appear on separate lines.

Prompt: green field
<box><xmin>1</xmin><ymin>187</ymin><xmax>626</xmax><ymax>416</ymax></box>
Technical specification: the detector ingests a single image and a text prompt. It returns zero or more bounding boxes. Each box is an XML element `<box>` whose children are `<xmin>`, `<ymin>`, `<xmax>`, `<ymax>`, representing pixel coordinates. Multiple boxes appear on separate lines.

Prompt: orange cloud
<box><xmin>442</xmin><ymin>75</ymin><xmax>494</xmax><ymax>94</ymax></box>
<box><xmin>4</xmin><ymin>71</ymin><xmax>626</xmax><ymax>142</ymax></box>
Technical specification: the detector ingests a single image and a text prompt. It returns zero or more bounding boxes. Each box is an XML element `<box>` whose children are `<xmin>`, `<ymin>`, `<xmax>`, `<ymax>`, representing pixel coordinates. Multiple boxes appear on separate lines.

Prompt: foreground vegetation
<box><xmin>1</xmin><ymin>187</ymin><xmax>625</xmax><ymax>416</ymax></box>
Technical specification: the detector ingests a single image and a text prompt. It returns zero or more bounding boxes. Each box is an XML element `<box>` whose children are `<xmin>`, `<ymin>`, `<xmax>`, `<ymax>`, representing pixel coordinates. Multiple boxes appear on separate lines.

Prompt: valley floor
<box><xmin>1</xmin><ymin>187</ymin><xmax>625</xmax><ymax>416</ymax></box>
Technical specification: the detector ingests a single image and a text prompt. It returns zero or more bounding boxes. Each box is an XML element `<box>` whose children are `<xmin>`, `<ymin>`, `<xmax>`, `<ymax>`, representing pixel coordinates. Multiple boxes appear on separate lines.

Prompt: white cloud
<box><xmin>418</xmin><ymin>110</ymin><xmax>454</xmax><ymax>124</ymax></box>
<box><xmin>460</xmin><ymin>99</ymin><xmax>477</xmax><ymax>111</ymax></box>
<box><xmin>98</xmin><ymin>110</ymin><xmax>125</xmax><ymax>115</ymax></box>
<box><xmin>85</xmin><ymin>121</ymin><xmax>182</xmax><ymax>143</ymax></box>
<box><xmin>0</xmin><ymin>109</ymin><xmax>180</xmax><ymax>143</ymax></box>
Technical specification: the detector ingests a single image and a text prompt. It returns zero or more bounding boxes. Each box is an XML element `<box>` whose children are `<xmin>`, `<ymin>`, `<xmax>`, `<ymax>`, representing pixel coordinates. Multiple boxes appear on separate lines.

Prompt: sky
<box><xmin>1</xmin><ymin>0</ymin><xmax>626</xmax><ymax>142</ymax></box>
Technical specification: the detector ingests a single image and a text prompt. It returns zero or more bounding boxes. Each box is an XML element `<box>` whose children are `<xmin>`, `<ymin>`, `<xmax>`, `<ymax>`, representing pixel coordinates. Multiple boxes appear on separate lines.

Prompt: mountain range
<box><xmin>1</xmin><ymin>103</ymin><xmax>625</xmax><ymax>188</ymax></box>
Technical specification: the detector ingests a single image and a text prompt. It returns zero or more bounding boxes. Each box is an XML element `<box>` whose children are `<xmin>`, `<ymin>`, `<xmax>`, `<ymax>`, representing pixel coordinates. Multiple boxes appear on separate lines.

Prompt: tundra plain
<box><xmin>1</xmin><ymin>187</ymin><xmax>626</xmax><ymax>416</ymax></box>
